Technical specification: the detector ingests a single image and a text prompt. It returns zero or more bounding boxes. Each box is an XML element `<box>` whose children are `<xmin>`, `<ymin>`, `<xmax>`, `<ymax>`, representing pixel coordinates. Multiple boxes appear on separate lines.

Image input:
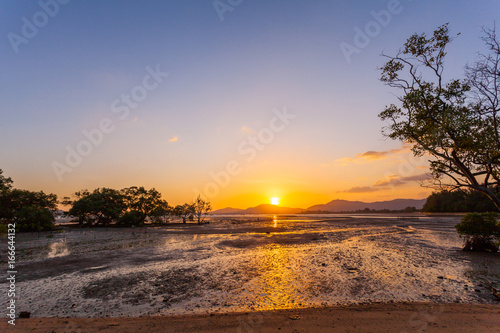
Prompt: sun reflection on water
<box><xmin>252</xmin><ymin>244</ymin><xmax>304</xmax><ymax>311</ymax></box>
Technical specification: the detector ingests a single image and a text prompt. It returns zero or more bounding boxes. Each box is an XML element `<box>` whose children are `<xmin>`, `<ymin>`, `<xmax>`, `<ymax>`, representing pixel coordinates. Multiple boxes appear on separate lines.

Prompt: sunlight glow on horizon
<box><xmin>270</xmin><ymin>197</ymin><xmax>280</xmax><ymax>205</ymax></box>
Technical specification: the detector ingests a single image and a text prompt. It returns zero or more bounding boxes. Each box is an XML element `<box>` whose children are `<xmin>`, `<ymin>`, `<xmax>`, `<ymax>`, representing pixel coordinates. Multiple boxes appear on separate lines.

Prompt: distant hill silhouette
<box><xmin>307</xmin><ymin>199</ymin><xmax>426</xmax><ymax>212</ymax></box>
<box><xmin>210</xmin><ymin>198</ymin><xmax>426</xmax><ymax>215</ymax></box>
<box><xmin>210</xmin><ymin>204</ymin><xmax>303</xmax><ymax>215</ymax></box>
<box><xmin>208</xmin><ymin>207</ymin><xmax>244</xmax><ymax>214</ymax></box>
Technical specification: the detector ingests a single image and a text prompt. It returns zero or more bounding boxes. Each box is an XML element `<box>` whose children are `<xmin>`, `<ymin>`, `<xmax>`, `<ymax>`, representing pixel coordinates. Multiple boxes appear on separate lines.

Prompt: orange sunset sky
<box><xmin>2</xmin><ymin>1</ymin><xmax>499</xmax><ymax>209</ymax></box>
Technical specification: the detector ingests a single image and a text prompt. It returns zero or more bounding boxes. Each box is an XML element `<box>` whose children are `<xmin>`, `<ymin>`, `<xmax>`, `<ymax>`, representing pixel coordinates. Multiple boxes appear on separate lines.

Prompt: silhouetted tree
<box><xmin>455</xmin><ymin>213</ymin><xmax>500</xmax><ymax>251</ymax></box>
<box><xmin>121</xmin><ymin>186</ymin><xmax>163</xmax><ymax>225</ymax></box>
<box><xmin>117</xmin><ymin>210</ymin><xmax>144</xmax><ymax>227</ymax></box>
<box><xmin>150</xmin><ymin>200</ymin><xmax>171</xmax><ymax>225</ymax></box>
<box><xmin>174</xmin><ymin>204</ymin><xmax>194</xmax><ymax>223</ymax></box>
<box><xmin>0</xmin><ymin>169</ymin><xmax>13</xmax><ymax>192</ymax></box>
<box><xmin>402</xmin><ymin>206</ymin><xmax>417</xmax><ymax>213</ymax></box>
<box><xmin>193</xmin><ymin>195</ymin><xmax>211</xmax><ymax>224</ymax></box>
<box><xmin>16</xmin><ymin>205</ymin><xmax>55</xmax><ymax>232</ymax></box>
<box><xmin>379</xmin><ymin>24</ymin><xmax>500</xmax><ymax>210</ymax></box>
<box><xmin>423</xmin><ymin>189</ymin><xmax>499</xmax><ymax>212</ymax></box>
<box><xmin>67</xmin><ymin>188</ymin><xmax>125</xmax><ymax>225</ymax></box>
<box><xmin>0</xmin><ymin>169</ymin><xmax>57</xmax><ymax>231</ymax></box>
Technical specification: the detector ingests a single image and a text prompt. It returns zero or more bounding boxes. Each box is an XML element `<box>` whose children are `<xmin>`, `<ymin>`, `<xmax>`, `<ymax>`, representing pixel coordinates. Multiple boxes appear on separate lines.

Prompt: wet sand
<box><xmin>3</xmin><ymin>303</ymin><xmax>500</xmax><ymax>332</ymax></box>
<box><xmin>1</xmin><ymin>214</ymin><xmax>500</xmax><ymax>331</ymax></box>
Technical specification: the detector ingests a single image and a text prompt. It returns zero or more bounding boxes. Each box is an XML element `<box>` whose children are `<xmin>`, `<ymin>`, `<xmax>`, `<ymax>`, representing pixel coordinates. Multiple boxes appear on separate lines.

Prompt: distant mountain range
<box><xmin>210</xmin><ymin>198</ymin><xmax>426</xmax><ymax>215</ymax></box>
<box><xmin>307</xmin><ymin>199</ymin><xmax>426</xmax><ymax>212</ymax></box>
<box><xmin>210</xmin><ymin>204</ymin><xmax>303</xmax><ymax>215</ymax></box>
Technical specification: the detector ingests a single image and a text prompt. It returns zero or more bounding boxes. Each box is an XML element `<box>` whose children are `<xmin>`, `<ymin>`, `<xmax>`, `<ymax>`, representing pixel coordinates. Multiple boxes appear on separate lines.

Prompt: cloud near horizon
<box><xmin>169</xmin><ymin>136</ymin><xmax>178</xmax><ymax>142</ymax></box>
<box><xmin>343</xmin><ymin>186</ymin><xmax>382</xmax><ymax>193</ymax></box>
<box><xmin>335</xmin><ymin>145</ymin><xmax>411</xmax><ymax>165</ymax></box>
<box><xmin>341</xmin><ymin>173</ymin><xmax>432</xmax><ymax>194</ymax></box>
<box><xmin>373</xmin><ymin>173</ymin><xmax>432</xmax><ymax>187</ymax></box>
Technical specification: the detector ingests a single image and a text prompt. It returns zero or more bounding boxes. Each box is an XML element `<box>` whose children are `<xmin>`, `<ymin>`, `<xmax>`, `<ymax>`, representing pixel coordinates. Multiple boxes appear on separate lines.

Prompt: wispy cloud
<box><xmin>340</xmin><ymin>173</ymin><xmax>432</xmax><ymax>194</ymax></box>
<box><xmin>343</xmin><ymin>186</ymin><xmax>382</xmax><ymax>193</ymax></box>
<box><xmin>373</xmin><ymin>173</ymin><xmax>432</xmax><ymax>187</ymax></box>
<box><xmin>169</xmin><ymin>136</ymin><xmax>178</xmax><ymax>142</ymax></box>
<box><xmin>335</xmin><ymin>145</ymin><xmax>411</xmax><ymax>165</ymax></box>
<box><xmin>241</xmin><ymin>126</ymin><xmax>254</xmax><ymax>134</ymax></box>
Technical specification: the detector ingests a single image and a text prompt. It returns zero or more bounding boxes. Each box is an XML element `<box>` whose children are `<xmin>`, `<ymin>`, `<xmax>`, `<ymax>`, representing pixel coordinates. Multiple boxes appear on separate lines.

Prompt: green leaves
<box><xmin>0</xmin><ymin>169</ymin><xmax>57</xmax><ymax>232</ymax></box>
<box><xmin>380</xmin><ymin>59</ymin><xmax>404</xmax><ymax>82</ymax></box>
<box><xmin>379</xmin><ymin>24</ymin><xmax>500</xmax><ymax>210</ymax></box>
<box><xmin>69</xmin><ymin>187</ymin><xmax>126</xmax><ymax>226</ymax></box>
<box><xmin>456</xmin><ymin>212</ymin><xmax>500</xmax><ymax>236</ymax></box>
<box><xmin>402</xmin><ymin>23</ymin><xmax>450</xmax><ymax>65</ymax></box>
<box><xmin>0</xmin><ymin>169</ymin><xmax>13</xmax><ymax>193</ymax></box>
<box><xmin>455</xmin><ymin>212</ymin><xmax>500</xmax><ymax>252</ymax></box>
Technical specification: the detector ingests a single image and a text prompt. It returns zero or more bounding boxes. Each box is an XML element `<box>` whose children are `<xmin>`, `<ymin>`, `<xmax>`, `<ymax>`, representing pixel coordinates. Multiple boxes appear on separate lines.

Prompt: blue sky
<box><xmin>1</xmin><ymin>0</ymin><xmax>499</xmax><ymax>208</ymax></box>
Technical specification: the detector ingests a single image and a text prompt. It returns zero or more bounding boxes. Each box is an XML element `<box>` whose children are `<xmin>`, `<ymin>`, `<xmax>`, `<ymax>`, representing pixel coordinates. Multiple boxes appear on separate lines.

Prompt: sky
<box><xmin>1</xmin><ymin>0</ymin><xmax>499</xmax><ymax>210</ymax></box>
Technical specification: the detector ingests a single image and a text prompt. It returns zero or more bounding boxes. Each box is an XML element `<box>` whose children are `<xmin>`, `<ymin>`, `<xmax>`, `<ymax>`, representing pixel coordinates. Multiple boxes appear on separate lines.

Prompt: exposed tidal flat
<box><xmin>1</xmin><ymin>215</ymin><xmax>499</xmax><ymax>318</ymax></box>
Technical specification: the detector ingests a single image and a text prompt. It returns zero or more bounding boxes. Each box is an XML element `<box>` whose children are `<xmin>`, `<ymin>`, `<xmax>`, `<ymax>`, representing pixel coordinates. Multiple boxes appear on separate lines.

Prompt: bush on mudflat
<box><xmin>117</xmin><ymin>210</ymin><xmax>144</xmax><ymax>227</ymax></box>
<box><xmin>16</xmin><ymin>206</ymin><xmax>55</xmax><ymax>232</ymax></box>
<box><xmin>455</xmin><ymin>213</ymin><xmax>500</xmax><ymax>252</ymax></box>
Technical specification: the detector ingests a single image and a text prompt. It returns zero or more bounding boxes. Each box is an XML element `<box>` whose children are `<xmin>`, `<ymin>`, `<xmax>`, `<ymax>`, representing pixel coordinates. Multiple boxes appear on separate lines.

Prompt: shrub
<box><xmin>117</xmin><ymin>210</ymin><xmax>144</xmax><ymax>227</ymax></box>
<box><xmin>149</xmin><ymin>205</ymin><xmax>171</xmax><ymax>225</ymax></box>
<box><xmin>16</xmin><ymin>206</ymin><xmax>55</xmax><ymax>232</ymax></box>
<box><xmin>455</xmin><ymin>213</ymin><xmax>500</xmax><ymax>252</ymax></box>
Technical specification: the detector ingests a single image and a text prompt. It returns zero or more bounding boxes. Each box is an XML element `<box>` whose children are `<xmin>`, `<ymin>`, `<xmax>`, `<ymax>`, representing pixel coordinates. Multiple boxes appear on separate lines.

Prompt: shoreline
<box><xmin>3</xmin><ymin>302</ymin><xmax>500</xmax><ymax>332</ymax></box>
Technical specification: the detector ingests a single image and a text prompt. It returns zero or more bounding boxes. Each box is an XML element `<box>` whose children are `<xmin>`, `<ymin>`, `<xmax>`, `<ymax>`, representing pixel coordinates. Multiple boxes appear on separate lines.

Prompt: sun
<box><xmin>270</xmin><ymin>197</ymin><xmax>280</xmax><ymax>205</ymax></box>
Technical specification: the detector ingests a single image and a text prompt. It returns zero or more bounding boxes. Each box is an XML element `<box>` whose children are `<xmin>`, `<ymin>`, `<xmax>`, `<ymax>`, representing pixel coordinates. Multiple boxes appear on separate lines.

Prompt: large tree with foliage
<box><xmin>0</xmin><ymin>169</ymin><xmax>13</xmax><ymax>192</ymax></box>
<box><xmin>379</xmin><ymin>24</ymin><xmax>500</xmax><ymax>210</ymax></box>
<box><xmin>0</xmin><ymin>169</ymin><xmax>57</xmax><ymax>231</ymax></box>
<box><xmin>66</xmin><ymin>186</ymin><xmax>167</xmax><ymax>226</ymax></box>
<box><xmin>150</xmin><ymin>200</ymin><xmax>171</xmax><ymax>225</ymax></box>
<box><xmin>424</xmin><ymin>189</ymin><xmax>499</xmax><ymax>213</ymax></box>
<box><xmin>121</xmin><ymin>186</ymin><xmax>165</xmax><ymax>224</ymax></box>
<box><xmin>66</xmin><ymin>188</ymin><xmax>126</xmax><ymax>225</ymax></box>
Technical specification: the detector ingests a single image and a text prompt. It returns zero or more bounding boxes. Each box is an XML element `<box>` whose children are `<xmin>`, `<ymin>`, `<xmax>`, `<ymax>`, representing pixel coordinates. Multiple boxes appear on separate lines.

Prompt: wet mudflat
<box><xmin>1</xmin><ymin>214</ymin><xmax>499</xmax><ymax>318</ymax></box>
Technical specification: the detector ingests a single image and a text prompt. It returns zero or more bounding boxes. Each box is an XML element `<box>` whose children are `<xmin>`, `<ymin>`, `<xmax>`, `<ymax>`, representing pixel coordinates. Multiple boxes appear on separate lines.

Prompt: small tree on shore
<box><xmin>150</xmin><ymin>200</ymin><xmax>171</xmax><ymax>225</ymax></box>
<box><xmin>455</xmin><ymin>213</ymin><xmax>500</xmax><ymax>251</ymax></box>
<box><xmin>193</xmin><ymin>195</ymin><xmax>211</xmax><ymax>224</ymax></box>
<box><xmin>174</xmin><ymin>204</ymin><xmax>194</xmax><ymax>223</ymax></box>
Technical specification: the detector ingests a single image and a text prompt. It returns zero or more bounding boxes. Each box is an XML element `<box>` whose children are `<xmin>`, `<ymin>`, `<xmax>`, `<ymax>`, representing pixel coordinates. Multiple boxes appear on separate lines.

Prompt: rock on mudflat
<box><xmin>19</xmin><ymin>311</ymin><xmax>31</xmax><ymax>318</ymax></box>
